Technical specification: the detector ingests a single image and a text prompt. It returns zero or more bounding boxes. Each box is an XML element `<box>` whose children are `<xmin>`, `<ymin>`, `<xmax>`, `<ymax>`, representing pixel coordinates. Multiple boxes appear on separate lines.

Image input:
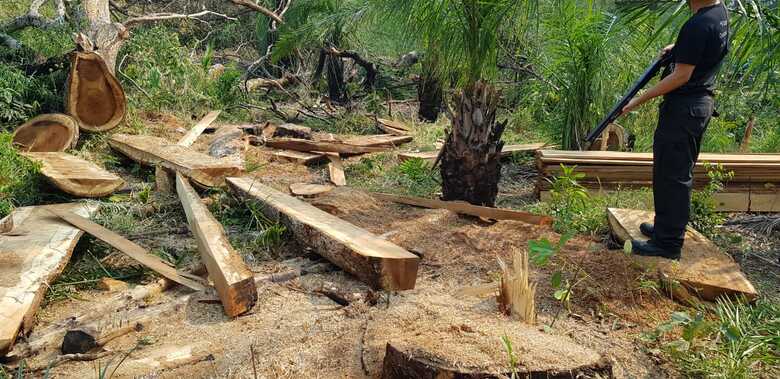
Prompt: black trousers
<box><xmin>652</xmin><ymin>95</ymin><xmax>714</xmax><ymax>250</ymax></box>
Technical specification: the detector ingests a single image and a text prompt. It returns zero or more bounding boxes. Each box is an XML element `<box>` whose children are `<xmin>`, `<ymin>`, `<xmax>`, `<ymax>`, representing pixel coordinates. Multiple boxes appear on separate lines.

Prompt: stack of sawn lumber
<box><xmin>536</xmin><ymin>150</ymin><xmax>780</xmax><ymax>212</ymax></box>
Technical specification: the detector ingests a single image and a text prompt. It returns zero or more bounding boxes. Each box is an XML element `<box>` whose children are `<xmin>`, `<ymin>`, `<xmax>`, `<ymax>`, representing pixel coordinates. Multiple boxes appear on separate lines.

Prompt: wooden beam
<box><xmin>372</xmin><ymin>193</ymin><xmax>553</xmax><ymax>226</ymax></box>
<box><xmin>399</xmin><ymin>143</ymin><xmax>547</xmax><ymax>162</ymax></box>
<box><xmin>177</xmin><ymin>110</ymin><xmax>221</xmax><ymax>147</ymax></box>
<box><xmin>265</xmin><ymin>138</ymin><xmax>388</xmax><ymax>154</ymax></box>
<box><xmin>290</xmin><ymin>183</ymin><xmax>334</xmax><ymax>197</ymax></box>
<box><xmin>607</xmin><ymin>208</ymin><xmax>757</xmax><ymax>301</ymax></box>
<box><xmin>46</xmin><ymin>208</ymin><xmax>207</xmax><ymax>291</ymax></box>
<box><xmin>327</xmin><ymin>154</ymin><xmax>347</xmax><ymax>186</ymax></box>
<box><xmin>0</xmin><ymin>203</ymin><xmax>97</xmax><ymax>355</ymax></box>
<box><xmin>270</xmin><ymin>149</ymin><xmax>327</xmax><ymax>165</ymax></box>
<box><xmin>344</xmin><ymin>134</ymin><xmax>413</xmax><ymax>148</ymax></box>
<box><xmin>22</xmin><ymin>152</ymin><xmax>124</xmax><ymax>198</ymax></box>
<box><xmin>227</xmin><ymin>177</ymin><xmax>419</xmax><ymax>290</ymax></box>
<box><xmin>176</xmin><ymin>173</ymin><xmax>257</xmax><ymax>317</ymax></box>
<box><xmin>376</xmin><ymin>118</ymin><xmax>410</xmax><ymax>136</ymax></box>
<box><xmin>538</xmin><ymin>149</ymin><xmax>780</xmax><ymax>164</ymax></box>
<box><xmin>108</xmin><ymin>134</ymin><xmax>243</xmax><ymax>187</ymax></box>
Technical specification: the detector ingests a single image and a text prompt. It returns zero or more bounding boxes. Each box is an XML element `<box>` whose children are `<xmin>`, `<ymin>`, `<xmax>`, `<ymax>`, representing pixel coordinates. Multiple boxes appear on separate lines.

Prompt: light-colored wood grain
<box><xmin>22</xmin><ymin>152</ymin><xmax>124</xmax><ymax>198</ymax></box>
<box><xmin>66</xmin><ymin>52</ymin><xmax>126</xmax><ymax>132</ymax></box>
<box><xmin>0</xmin><ymin>203</ymin><xmax>97</xmax><ymax>354</ymax></box>
<box><xmin>539</xmin><ymin>150</ymin><xmax>780</xmax><ymax>163</ymax></box>
<box><xmin>270</xmin><ymin>150</ymin><xmax>327</xmax><ymax>165</ymax></box>
<box><xmin>399</xmin><ymin>143</ymin><xmax>548</xmax><ymax>162</ymax></box>
<box><xmin>47</xmin><ymin>208</ymin><xmax>207</xmax><ymax>291</ymax></box>
<box><xmin>177</xmin><ymin>110</ymin><xmax>221</xmax><ymax>147</ymax></box>
<box><xmin>327</xmin><ymin>154</ymin><xmax>347</xmax><ymax>186</ymax></box>
<box><xmin>228</xmin><ymin>177</ymin><xmax>419</xmax><ymax>290</ymax></box>
<box><xmin>345</xmin><ymin>134</ymin><xmax>413</xmax><ymax>148</ymax></box>
<box><xmin>607</xmin><ymin>208</ymin><xmax>757</xmax><ymax>301</ymax></box>
<box><xmin>289</xmin><ymin>183</ymin><xmax>334</xmax><ymax>197</ymax></box>
<box><xmin>108</xmin><ymin>134</ymin><xmax>243</xmax><ymax>187</ymax></box>
<box><xmin>375</xmin><ymin>118</ymin><xmax>409</xmax><ymax>136</ymax></box>
<box><xmin>12</xmin><ymin>114</ymin><xmax>79</xmax><ymax>152</ymax></box>
<box><xmin>266</xmin><ymin>138</ymin><xmax>388</xmax><ymax>154</ymax></box>
<box><xmin>176</xmin><ymin>173</ymin><xmax>256</xmax><ymax>317</ymax></box>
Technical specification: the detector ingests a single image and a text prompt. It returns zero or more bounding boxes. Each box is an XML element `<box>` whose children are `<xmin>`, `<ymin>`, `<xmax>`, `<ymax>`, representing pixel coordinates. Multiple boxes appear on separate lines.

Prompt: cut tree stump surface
<box><xmin>399</xmin><ymin>143</ymin><xmax>547</xmax><ymax>162</ymax></box>
<box><xmin>22</xmin><ymin>152</ymin><xmax>124</xmax><ymax>198</ymax></box>
<box><xmin>0</xmin><ymin>203</ymin><xmax>97</xmax><ymax>354</ymax></box>
<box><xmin>66</xmin><ymin>52</ymin><xmax>126</xmax><ymax>132</ymax></box>
<box><xmin>607</xmin><ymin>208</ymin><xmax>758</xmax><ymax>301</ymax></box>
<box><xmin>227</xmin><ymin>177</ymin><xmax>419</xmax><ymax>290</ymax></box>
<box><xmin>289</xmin><ymin>183</ymin><xmax>334</xmax><ymax>197</ymax></box>
<box><xmin>12</xmin><ymin>114</ymin><xmax>79</xmax><ymax>152</ymax></box>
<box><xmin>108</xmin><ymin>134</ymin><xmax>243</xmax><ymax>187</ymax></box>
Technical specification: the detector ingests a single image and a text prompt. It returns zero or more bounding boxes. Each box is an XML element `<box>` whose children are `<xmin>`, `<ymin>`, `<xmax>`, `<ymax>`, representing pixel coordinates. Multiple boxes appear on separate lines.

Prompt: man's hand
<box><xmin>621</xmin><ymin>97</ymin><xmax>641</xmax><ymax>116</ymax></box>
<box><xmin>660</xmin><ymin>44</ymin><xmax>674</xmax><ymax>59</ymax></box>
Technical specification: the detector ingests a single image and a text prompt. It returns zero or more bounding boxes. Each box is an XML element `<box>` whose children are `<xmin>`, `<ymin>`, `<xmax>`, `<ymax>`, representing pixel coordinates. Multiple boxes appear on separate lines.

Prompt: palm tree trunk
<box><xmin>325</xmin><ymin>54</ymin><xmax>347</xmax><ymax>104</ymax></box>
<box><xmin>417</xmin><ymin>72</ymin><xmax>442</xmax><ymax>122</ymax></box>
<box><xmin>440</xmin><ymin>81</ymin><xmax>505</xmax><ymax>206</ymax></box>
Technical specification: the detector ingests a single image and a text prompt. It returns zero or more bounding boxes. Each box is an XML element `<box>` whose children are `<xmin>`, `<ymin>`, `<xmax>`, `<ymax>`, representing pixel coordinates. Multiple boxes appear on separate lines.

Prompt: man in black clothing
<box><xmin>619</xmin><ymin>0</ymin><xmax>729</xmax><ymax>260</ymax></box>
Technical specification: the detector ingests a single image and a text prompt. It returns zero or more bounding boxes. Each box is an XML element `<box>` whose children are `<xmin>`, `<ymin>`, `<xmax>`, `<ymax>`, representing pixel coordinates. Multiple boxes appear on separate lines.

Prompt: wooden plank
<box><xmin>265</xmin><ymin>138</ymin><xmax>388</xmax><ymax>154</ymax></box>
<box><xmin>177</xmin><ymin>110</ymin><xmax>221</xmax><ymax>147</ymax></box>
<box><xmin>327</xmin><ymin>154</ymin><xmax>347</xmax><ymax>186</ymax></box>
<box><xmin>539</xmin><ymin>150</ymin><xmax>780</xmax><ymax>164</ymax></box>
<box><xmin>290</xmin><ymin>183</ymin><xmax>334</xmax><ymax>197</ymax></box>
<box><xmin>227</xmin><ymin>177</ymin><xmax>419</xmax><ymax>290</ymax></box>
<box><xmin>46</xmin><ymin>208</ymin><xmax>207</xmax><ymax>291</ymax></box>
<box><xmin>21</xmin><ymin>152</ymin><xmax>124</xmax><ymax>198</ymax></box>
<box><xmin>372</xmin><ymin>193</ymin><xmax>553</xmax><ymax>226</ymax></box>
<box><xmin>270</xmin><ymin>149</ymin><xmax>327</xmax><ymax>165</ymax></box>
<box><xmin>345</xmin><ymin>134</ymin><xmax>413</xmax><ymax>148</ymax></box>
<box><xmin>539</xmin><ymin>190</ymin><xmax>779</xmax><ymax>212</ymax></box>
<box><xmin>376</xmin><ymin>118</ymin><xmax>410</xmax><ymax>136</ymax></box>
<box><xmin>108</xmin><ymin>134</ymin><xmax>243</xmax><ymax>187</ymax></box>
<box><xmin>607</xmin><ymin>208</ymin><xmax>757</xmax><ymax>301</ymax></box>
<box><xmin>399</xmin><ymin>143</ymin><xmax>548</xmax><ymax>162</ymax></box>
<box><xmin>540</xmin><ymin>157</ymin><xmax>780</xmax><ymax>169</ymax></box>
<box><xmin>0</xmin><ymin>203</ymin><xmax>97</xmax><ymax>354</ymax></box>
<box><xmin>542</xmin><ymin>165</ymin><xmax>779</xmax><ymax>183</ymax></box>
<box><xmin>176</xmin><ymin>173</ymin><xmax>257</xmax><ymax>317</ymax></box>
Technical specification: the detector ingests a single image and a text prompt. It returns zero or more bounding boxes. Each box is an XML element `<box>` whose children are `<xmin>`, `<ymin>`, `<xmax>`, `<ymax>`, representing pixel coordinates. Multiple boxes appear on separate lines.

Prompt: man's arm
<box><xmin>621</xmin><ymin>63</ymin><xmax>696</xmax><ymax>114</ymax></box>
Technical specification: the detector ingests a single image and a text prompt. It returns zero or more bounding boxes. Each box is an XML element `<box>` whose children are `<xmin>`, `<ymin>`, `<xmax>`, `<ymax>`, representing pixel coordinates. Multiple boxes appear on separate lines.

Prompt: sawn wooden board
<box><xmin>22</xmin><ymin>152</ymin><xmax>124</xmax><ymax>198</ymax></box>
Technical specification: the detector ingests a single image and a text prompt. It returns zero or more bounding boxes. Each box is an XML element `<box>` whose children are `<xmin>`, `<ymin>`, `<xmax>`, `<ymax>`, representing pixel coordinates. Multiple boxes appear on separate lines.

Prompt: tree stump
<box><xmin>12</xmin><ymin>114</ymin><xmax>79</xmax><ymax>152</ymax></box>
<box><xmin>65</xmin><ymin>52</ymin><xmax>127</xmax><ymax>132</ymax></box>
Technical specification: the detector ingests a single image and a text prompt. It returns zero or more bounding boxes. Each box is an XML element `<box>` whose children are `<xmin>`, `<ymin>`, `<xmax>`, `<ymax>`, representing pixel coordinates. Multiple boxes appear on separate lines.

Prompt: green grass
<box><xmin>0</xmin><ymin>133</ymin><xmax>44</xmax><ymax>217</ymax></box>
<box><xmin>208</xmin><ymin>190</ymin><xmax>286</xmax><ymax>258</ymax></box>
<box><xmin>347</xmin><ymin>154</ymin><xmax>441</xmax><ymax>198</ymax></box>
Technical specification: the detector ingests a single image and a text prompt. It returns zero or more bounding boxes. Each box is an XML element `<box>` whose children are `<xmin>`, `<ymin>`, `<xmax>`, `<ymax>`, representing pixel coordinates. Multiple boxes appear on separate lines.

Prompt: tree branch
<box><xmin>123</xmin><ymin>10</ymin><xmax>238</xmax><ymax>28</ymax></box>
<box><xmin>230</xmin><ymin>0</ymin><xmax>284</xmax><ymax>23</ymax></box>
<box><xmin>0</xmin><ymin>0</ymin><xmax>66</xmax><ymax>32</ymax></box>
<box><xmin>323</xmin><ymin>46</ymin><xmax>378</xmax><ymax>90</ymax></box>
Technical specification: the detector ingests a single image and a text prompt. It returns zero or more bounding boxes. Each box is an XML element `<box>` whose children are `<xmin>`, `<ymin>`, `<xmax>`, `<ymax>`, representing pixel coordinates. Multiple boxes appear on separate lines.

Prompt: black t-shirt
<box><xmin>665</xmin><ymin>3</ymin><xmax>729</xmax><ymax>96</ymax></box>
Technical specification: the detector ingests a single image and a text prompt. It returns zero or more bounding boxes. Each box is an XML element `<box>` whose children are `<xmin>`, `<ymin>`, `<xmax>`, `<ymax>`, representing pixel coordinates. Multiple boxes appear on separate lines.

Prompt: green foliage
<box><xmin>0</xmin><ymin>64</ymin><xmax>64</xmax><ymax>127</ymax></box>
<box><xmin>0</xmin><ymin>133</ymin><xmax>42</xmax><ymax>218</ymax></box>
<box><xmin>690</xmin><ymin>164</ymin><xmax>734</xmax><ymax>238</ymax></box>
<box><xmin>347</xmin><ymin>154</ymin><xmax>441</xmax><ymax>197</ymax></box>
<box><xmin>501</xmin><ymin>335</ymin><xmax>520</xmax><ymax>379</ymax></box>
<box><xmin>545</xmin><ymin>164</ymin><xmax>590</xmax><ymax>233</ymax></box>
<box><xmin>209</xmin><ymin>191</ymin><xmax>286</xmax><ymax>256</ymax></box>
<box><xmin>528</xmin><ymin>233</ymin><xmax>578</xmax><ymax>323</ymax></box>
<box><xmin>207</xmin><ymin>66</ymin><xmax>244</xmax><ymax>108</ymax></box>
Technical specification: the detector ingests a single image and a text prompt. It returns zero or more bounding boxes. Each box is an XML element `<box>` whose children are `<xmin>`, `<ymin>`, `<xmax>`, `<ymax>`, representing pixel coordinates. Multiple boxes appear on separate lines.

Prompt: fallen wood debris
<box><xmin>345</xmin><ymin>134</ymin><xmax>413</xmax><ymax>148</ymax></box>
<box><xmin>108</xmin><ymin>134</ymin><xmax>243</xmax><ymax>187</ymax></box>
<box><xmin>96</xmin><ymin>277</ymin><xmax>128</xmax><ymax>292</ymax></box>
<box><xmin>607</xmin><ymin>208</ymin><xmax>758</xmax><ymax>302</ymax></box>
<box><xmin>157</xmin><ymin>110</ymin><xmax>224</xmax><ymax>193</ymax></box>
<box><xmin>372</xmin><ymin>193</ymin><xmax>553</xmax><ymax>226</ymax></box>
<box><xmin>268</xmin><ymin>123</ymin><xmax>313</xmax><ymax>140</ymax></box>
<box><xmin>536</xmin><ymin>150</ymin><xmax>780</xmax><ymax>212</ymax></box>
<box><xmin>227</xmin><ymin>177</ymin><xmax>420</xmax><ymax>290</ymax></box>
<box><xmin>12</xmin><ymin>113</ymin><xmax>79</xmax><ymax>152</ymax></box>
<box><xmin>21</xmin><ymin>152</ymin><xmax>124</xmax><ymax>198</ymax></box>
<box><xmin>497</xmin><ymin>249</ymin><xmax>536</xmax><ymax>323</ymax></box>
<box><xmin>327</xmin><ymin>154</ymin><xmax>347</xmax><ymax>186</ymax></box>
<box><xmin>176</xmin><ymin>173</ymin><xmax>257</xmax><ymax>317</ymax></box>
<box><xmin>376</xmin><ymin>118</ymin><xmax>410</xmax><ymax>136</ymax></box>
<box><xmin>289</xmin><ymin>183</ymin><xmax>334</xmax><ymax>197</ymax></box>
<box><xmin>270</xmin><ymin>149</ymin><xmax>327</xmax><ymax>165</ymax></box>
<box><xmin>177</xmin><ymin>110</ymin><xmax>221</xmax><ymax>147</ymax></box>
<box><xmin>399</xmin><ymin>142</ymin><xmax>547</xmax><ymax>162</ymax></box>
<box><xmin>0</xmin><ymin>203</ymin><xmax>97</xmax><ymax>355</ymax></box>
<box><xmin>208</xmin><ymin>125</ymin><xmax>247</xmax><ymax>159</ymax></box>
<box><xmin>264</xmin><ymin>137</ymin><xmax>388</xmax><ymax>154</ymax></box>
<box><xmin>46</xmin><ymin>208</ymin><xmax>207</xmax><ymax>291</ymax></box>
<box><xmin>66</xmin><ymin>52</ymin><xmax>127</xmax><ymax>132</ymax></box>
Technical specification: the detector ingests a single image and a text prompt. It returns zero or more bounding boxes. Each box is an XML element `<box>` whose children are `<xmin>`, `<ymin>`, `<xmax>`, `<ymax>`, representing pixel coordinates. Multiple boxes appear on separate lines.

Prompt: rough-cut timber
<box><xmin>22</xmin><ymin>152</ymin><xmax>124</xmax><ymax>197</ymax></box>
<box><xmin>376</xmin><ymin>118</ymin><xmax>410</xmax><ymax>136</ymax></box>
<box><xmin>373</xmin><ymin>193</ymin><xmax>553</xmax><ymax>226</ymax></box>
<box><xmin>271</xmin><ymin>123</ymin><xmax>313</xmax><ymax>139</ymax></box>
<box><xmin>47</xmin><ymin>208</ymin><xmax>207</xmax><ymax>291</ymax></box>
<box><xmin>177</xmin><ymin>110</ymin><xmax>221</xmax><ymax>147</ymax></box>
<box><xmin>227</xmin><ymin>177</ymin><xmax>419</xmax><ymax>290</ymax></box>
<box><xmin>345</xmin><ymin>134</ymin><xmax>413</xmax><ymax>148</ymax></box>
<box><xmin>270</xmin><ymin>149</ymin><xmax>327</xmax><ymax>165</ymax></box>
<box><xmin>108</xmin><ymin>134</ymin><xmax>243</xmax><ymax>187</ymax></box>
<box><xmin>66</xmin><ymin>52</ymin><xmax>127</xmax><ymax>132</ymax></box>
<box><xmin>607</xmin><ymin>208</ymin><xmax>757</xmax><ymax>301</ymax></box>
<box><xmin>265</xmin><ymin>138</ymin><xmax>388</xmax><ymax>154</ymax></box>
<box><xmin>12</xmin><ymin>114</ymin><xmax>79</xmax><ymax>152</ymax></box>
<box><xmin>176</xmin><ymin>173</ymin><xmax>257</xmax><ymax>317</ymax></box>
<box><xmin>400</xmin><ymin>143</ymin><xmax>547</xmax><ymax>163</ymax></box>
<box><xmin>327</xmin><ymin>154</ymin><xmax>347</xmax><ymax>186</ymax></box>
<box><xmin>0</xmin><ymin>203</ymin><xmax>97</xmax><ymax>355</ymax></box>
<box><xmin>290</xmin><ymin>183</ymin><xmax>334</xmax><ymax>197</ymax></box>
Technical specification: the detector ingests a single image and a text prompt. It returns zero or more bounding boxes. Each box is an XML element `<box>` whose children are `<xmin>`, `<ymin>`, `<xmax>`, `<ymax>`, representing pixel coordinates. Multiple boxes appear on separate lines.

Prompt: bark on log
<box><xmin>66</xmin><ymin>52</ymin><xmax>127</xmax><ymax>132</ymax></box>
<box><xmin>12</xmin><ymin>114</ymin><xmax>79</xmax><ymax>152</ymax></box>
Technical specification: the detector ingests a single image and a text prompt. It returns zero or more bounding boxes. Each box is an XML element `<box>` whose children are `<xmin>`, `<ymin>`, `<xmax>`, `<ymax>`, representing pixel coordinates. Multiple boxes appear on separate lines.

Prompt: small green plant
<box><xmin>500</xmin><ymin>335</ymin><xmax>520</xmax><ymax>379</ymax></box>
<box><xmin>690</xmin><ymin>163</ymin><xmax>734</xmax><ymax>238</ymax></box>
<box><xmin>207</xmin><ymin>66</ymin><xmax>243</xmax><ymax>108</ymax></box>
<box><xmin>546</xmin><ymin>164</ymin><xmax>589</xmax><ymax>233</ymax></box>
<box><xmin>528</xmin><ymin>233</ymin><xmax>580</xmax><ymax>327</ymax></box>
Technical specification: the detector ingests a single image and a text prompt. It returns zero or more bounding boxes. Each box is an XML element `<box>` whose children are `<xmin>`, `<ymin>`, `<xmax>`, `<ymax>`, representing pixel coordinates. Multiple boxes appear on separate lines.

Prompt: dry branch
<box><xmin>230</xmin><ymin>0</ymin><xmax>284</xmax><ymax>23</ymax></box>
<box><xmin>124</xmin><ymin>11</ymin><xmax>238</xmax><ymax>28</ymax></box>
<box><xmin>0</xmin><ymin>0</ymin><xmax>65</xmax><ymax>32</ymax></box>
<box><xmin>323</xmin><ymin>46</ymin><xmax>378</xmax><ymax>89</ymax></box>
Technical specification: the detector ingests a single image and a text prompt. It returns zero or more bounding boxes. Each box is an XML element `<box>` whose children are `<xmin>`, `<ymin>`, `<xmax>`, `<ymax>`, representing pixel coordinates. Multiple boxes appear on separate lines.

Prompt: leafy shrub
<box><xmin>0</xmin><ymin>133</ymin><xmax>42</xmax><ymax>217</ymax></box>
<box><xmin>207</xmin><ymin>66</ymin><xmax>244</xmax><ymax>108</ymax></box>
<box><xmin>690</xmin><ymin>164</ymin><xmax>733</xmax><ymax>238</ymax></box>
<box><xmin>545</xmin><ymin>164</ymin><xmax>591</xmax><ymax>233</ymax></box>
<box><xmin>0</xmin><ymin>64</ymin><xmax>37</xmax><ymax>126</ymax></box>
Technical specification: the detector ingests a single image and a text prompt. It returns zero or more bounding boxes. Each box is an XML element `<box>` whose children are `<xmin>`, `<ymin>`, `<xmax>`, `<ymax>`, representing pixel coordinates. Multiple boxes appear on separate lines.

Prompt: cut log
<box><xmin>177</xmin><ymin>110</ymin><xmax>222</xmax><ymax>147</ymax></box>
<box><xmin>607</xmin><ymin>208</ymin><xmax>758</xmax><ymax>301</ymax></box>
<box><xmin>265</xmin><ymin>138</ymin><xmax>388</xmax><ymax>154</ymax></box>
<box><xmin>12</xmin><ymin>114</ymin><xmax>79</xmax><ymax>152</ymax></box>
<box><xmin>327</xmin><ymin>154</ymin><xmax>347</xmax><ymax>186</ymax></box>
<box><xmin>345</xmin><ymin>134</ymin><xmax>413</xmax><ymax>148</ymax></box>
<box><xmin>372</xmin><ymin>193</ymin><xmax>553</xmax><ymax>226</ymax></box>
<box><xmin>270</xmin><ymin>149</ymin><xmax>327</xmax><ymax>165</ymax></box>
<box><xmin>227</xmin><ymin>177</ymin><xmax>419</xmax><ymax>290</ymax></box>
<box><xmin>108</xmin><ymin>134</ymin><xmax>243</xmax><ymax>187</ymax></box>
<box><xmin>289</xmin><ymin>183</ymin><xmax>334</xmax><ymax>197</ymax></box>
<box><xmin>399</xmin><ymin>143</ymin><xmax>547</xmax><ymax>162</ymax></box>
<box><xmin>46</xmin><ymin>208</ymin><xmax>207</xmax><ymax>291</ymax></box>
<box><xmin>176</xmin><ymin>173</ymin><xmax>257</xmax><ymax>317</ymax></box>
<box><xmin>21</xmin><ymin>152</ymin><xmax>124</xmax><ymax>198</ymax></box>
<box><xmin>376</xmin><ymin>118</ymin><xmax>410</xmax><ymax>136</ymax></box>
<box><xmin>0</xmin><ymin>203</ymin><xmax>97</xmax><ymax>355</ymax></box>
<box><xmin>208</xmin><ymin>125</ymin><xmax>246</xmax><ymax>159</ymax></box>
<box><xmin>272</xmin><ymin>123</ymin><xmax>312</xmax><ymax>140</ymax></box>
<box><xmin>66</xmin><ymin>52</ymin><xmax>127</xmax><ymax>132</ymax></box>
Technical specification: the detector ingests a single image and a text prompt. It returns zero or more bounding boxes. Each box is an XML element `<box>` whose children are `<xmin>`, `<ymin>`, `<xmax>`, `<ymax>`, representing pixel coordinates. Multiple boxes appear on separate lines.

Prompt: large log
<box><xmin>108</xmin><ymin>134</ymin><xmax>243</xmax><ymax>187</ymax></box>
<box><xmin>607</xmin><ymin>208</ymin><xmax>757</xmax><ymax>301</ymax></box>
<box><xmin>227</xmin><ymin>177</ymin><xmax>419</xmax><ymax>290</ymax></box>
<box><xmin>66</xmin><ymin>52</ymin><xmax>127</xmax><ymax>132</ymax></box>
<box><xmin>12</xmin><ymin>114</ymin><xmax>79</xmax><ymax>152</ymax></box>
<box><xmin>0</xmin><ymin>203</ymin><xmax>97</xmax><ymax>355</ymax></box>
<box><xmin>22</xmin><ymin>152</ymin><xmax>124</xmax><ymax>198</ymax></box>
<box><xmin>176</xmin><ymin>173</ymin><xmax>257</xmax><ymax>317</ymax></box>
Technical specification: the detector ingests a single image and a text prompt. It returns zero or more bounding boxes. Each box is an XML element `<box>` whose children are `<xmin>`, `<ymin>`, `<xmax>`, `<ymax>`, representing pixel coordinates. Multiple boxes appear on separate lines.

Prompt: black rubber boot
<box><xmin>639</xmin><ymin>222</ymin><xmax>654</xmax><ymax>238</ymax></box>
<box><xmin>631</xmin><ymin>239</ymin><xmax>681</xmax><ymax>260</ymax></box>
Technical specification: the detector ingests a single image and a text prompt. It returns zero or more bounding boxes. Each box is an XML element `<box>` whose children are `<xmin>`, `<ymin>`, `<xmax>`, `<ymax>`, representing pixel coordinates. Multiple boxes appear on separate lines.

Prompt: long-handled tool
<box><xmin>585</xmin><ymin>53</ymin><xmax>673</xmax><ymax>147</ymax></box>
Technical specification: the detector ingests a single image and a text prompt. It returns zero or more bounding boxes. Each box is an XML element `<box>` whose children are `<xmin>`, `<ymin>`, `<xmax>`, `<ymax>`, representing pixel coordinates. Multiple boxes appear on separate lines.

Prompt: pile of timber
<box><xmin>536</xmin><ymin>150</ymin><xmax>780</xmax><ymax>212</ymax></box>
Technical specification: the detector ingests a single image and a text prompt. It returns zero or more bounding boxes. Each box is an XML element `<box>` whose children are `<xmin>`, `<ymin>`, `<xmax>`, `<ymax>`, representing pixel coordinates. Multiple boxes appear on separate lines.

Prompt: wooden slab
<box><xmin>227</xmin><ymin>177</ymin><xmax>419</xmax><ymax>290</ymax></box>
<box><xmin>399</xmin><ymin>143</ymin><xmax>547</xmax><ymax>162</ymax></box>
<box><xmin>0</xmin><ymin>203</ymin><xmax>97</xmax><ymax>354</ymax></box>
<box><xmin>290</xmin><ymin>183</ymin><xmax>334</xmax><ymax>197</ymax></box>
<box><xmin>376</xmin><ymin>118</ymin><xmax>410</xmax><ymax>136</ymax></box>
<box><xmin>108</xmin><ymin>134</ymin><xmax>243</xmax><ymax>187</ymax></box>
<box><xmin>177</xmin><ymin>110</ymin><xmax>221</xmax><ymax>147</ymax></box>
<box><xmin>265</xmin><ymin>138</ymin><xmax>388</xmax><ymax>154</ymax></box>
<box><xmin>539</xmin><ymin>150</ymin><xmax>780</xmax><ymax>164</ymax></box>
<box><xmin>22</xmin><ymin>152</ymin><xmax>124</xmax><ymax>198</ymax></box>
<box><xmin>345</xmin><ymin>134</ymin><xmax>413</xmax><ymax>148</ymax></box>
<box><xmin>176</xmin><ymin>173</ymin><xmax>257</xmax><ymax>317</ymax></box>
<box><xmin>47</xmin><ymin>208</ymin><xmax>207</xmax><ymax>292</ymax></box>
<box><xmin>607</xmin><ymin>208</ymin><xmax>757</xmax><ymax>301</ymax></box>
<box><xmin>373</xmin><ymin>193</ymin><xmax>553</xmax><ymax>226</ymax></box>
<box><xmin>270</xmin><ymin>150</ymin><xmax>327</xmax><ymax>165</ymax></box>
<box><xmin>327</xmin><ymin>154</ymin><xmax>347</xmax><ymax>186</ymax></box>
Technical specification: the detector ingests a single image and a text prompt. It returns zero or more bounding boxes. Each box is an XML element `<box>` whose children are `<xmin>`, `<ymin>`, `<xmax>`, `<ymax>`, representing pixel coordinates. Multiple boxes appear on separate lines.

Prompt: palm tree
<box><xmin>373</xmin><ymin>0</ymin><xmax>533</xmax><ymax>206</ymax></box>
